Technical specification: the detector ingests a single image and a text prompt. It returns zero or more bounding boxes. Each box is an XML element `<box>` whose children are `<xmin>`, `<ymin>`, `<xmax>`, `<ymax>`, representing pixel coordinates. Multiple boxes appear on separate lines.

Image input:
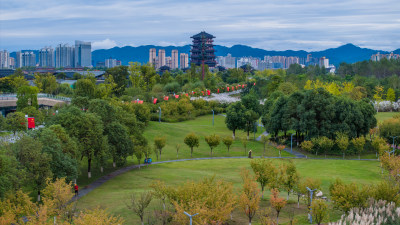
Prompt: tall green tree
<box><xmin>225</xmin><ymin>102</ymin><xmax>246</xmax><ymax>139</ymax></box>
<box><xmin>105</xmin><ymin>122</ymin><xmax>134</xmax><ymax>167</ymax></box>
<box><xmin>34</xmin><ymin>73</ymin><xmax>58</xmax><ymax>94</ymax></box>
<box><xmin>105</xmin><ymin>66</ymin><xmax>129</xmax><ymax>96</ymax></box>
<box><xmin>16</xmin><ymin>85</ymin><xmax>39</xmax><ymax>110</ymax></box>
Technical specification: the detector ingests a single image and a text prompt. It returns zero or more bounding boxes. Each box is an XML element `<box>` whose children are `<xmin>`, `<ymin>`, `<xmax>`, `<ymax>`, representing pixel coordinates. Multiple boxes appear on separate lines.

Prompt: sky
<box><xmin>0</xmin><ymin>0</ymin><xmax>400</xmax><ymax>52</ymax></box>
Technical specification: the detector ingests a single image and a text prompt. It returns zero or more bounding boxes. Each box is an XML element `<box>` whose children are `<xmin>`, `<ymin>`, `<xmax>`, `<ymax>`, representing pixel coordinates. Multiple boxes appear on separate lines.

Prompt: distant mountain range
<box><xmin>92</xmin><ymin>43</ymin><xmax>400</xmax><ymax>67</ymax></box>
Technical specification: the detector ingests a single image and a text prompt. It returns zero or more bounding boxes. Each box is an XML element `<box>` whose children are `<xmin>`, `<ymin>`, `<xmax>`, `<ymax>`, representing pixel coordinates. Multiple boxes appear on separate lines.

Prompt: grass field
<box><xmin>77</xmin><ymin>114</ymin><xmax>289</xmax><ymax>186</ymax></box>
<box><xmin>77</xmin><ymin>158</ymin><xmax>382</xmax><ymax>224</ymax></box>
<box><xmin>376</xmin><ymin>111</ymin><xmax>400</xmax><ymax>123</ymax></box>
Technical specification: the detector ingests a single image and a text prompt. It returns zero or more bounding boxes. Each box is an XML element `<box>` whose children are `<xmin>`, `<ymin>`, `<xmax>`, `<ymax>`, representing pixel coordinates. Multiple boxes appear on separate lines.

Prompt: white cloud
<box><xmin>91</xmin><ymin>39</ymin><xmax>117</xmax><ymax>50</ymax></box>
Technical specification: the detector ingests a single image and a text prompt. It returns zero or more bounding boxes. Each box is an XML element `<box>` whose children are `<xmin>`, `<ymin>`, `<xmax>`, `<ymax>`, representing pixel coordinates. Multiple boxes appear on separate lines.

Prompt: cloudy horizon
<box><xmin>1</xmin><ymin>0</ymin><xmax>399</xmax><ymax>52</ymax></box>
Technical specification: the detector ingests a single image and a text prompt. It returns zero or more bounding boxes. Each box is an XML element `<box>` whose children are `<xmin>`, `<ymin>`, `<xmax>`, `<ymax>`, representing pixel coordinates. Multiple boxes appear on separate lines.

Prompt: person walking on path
<box><xmin>74</xmin><ymin>183</ymin><xmax>79</xmax><ymax>196</ymax></box>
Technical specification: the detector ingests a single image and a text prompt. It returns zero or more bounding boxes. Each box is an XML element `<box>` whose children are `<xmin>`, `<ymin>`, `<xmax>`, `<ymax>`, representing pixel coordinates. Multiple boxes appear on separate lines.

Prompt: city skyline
<box><xmin>1</xmin><ymin>0</ymin><xmax>399</xmax><ymax>52</ymax></box>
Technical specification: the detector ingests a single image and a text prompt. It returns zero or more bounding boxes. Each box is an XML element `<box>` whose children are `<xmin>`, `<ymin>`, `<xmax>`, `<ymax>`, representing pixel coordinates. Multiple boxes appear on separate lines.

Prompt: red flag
<box><xmin>153</xmin><ymin>98</ymin><xmax>157</xmax><ymax>104</ymax></box>
<box><xmin>175</xmin><ymin>95</ymin><xmax>179</xmax><ymax>99</ymax></box>
<box><xmin>28</xmin><ymin>117</ymin><xmax>35</xmax><ymax>129</ymax></box>
<box><xmin>207</xmin><ymin>90</ymin><xmax>211</xmax><ymax>95</ymax></box>
<box><xmin>164</xmin><ymin>96</ymin><xmax>169</xmax><ymax>101</ymax></box>
<box><xmin>227</xmin><ymin>87</ymin><xmax>230</xmax><ymax>91</ymax></box>
<box><xmin>217</xmin><ymin>89</ymin><xmax>219</xmax><ymax>93</ymax></box>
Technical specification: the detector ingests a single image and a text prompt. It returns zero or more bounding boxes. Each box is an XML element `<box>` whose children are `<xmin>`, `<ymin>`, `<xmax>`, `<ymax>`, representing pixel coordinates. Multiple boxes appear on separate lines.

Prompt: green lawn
<box><xmin>77</xmin><ymin>158</ymin><xmax>381</xmax><ymax>225</ymax></box>
<box><xmin>376</xmin><ymin>112</ymin><xmax>400</xmax><ymax>123</ymax></box>
<box><xmin>77</xmin><ymin>114</ymin><xmax>290</xmax><ymax>186</ymax></box>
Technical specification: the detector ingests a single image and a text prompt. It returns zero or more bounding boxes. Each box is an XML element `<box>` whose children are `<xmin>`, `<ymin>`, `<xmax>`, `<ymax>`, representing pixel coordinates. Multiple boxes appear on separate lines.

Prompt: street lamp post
<box><xmin>391</xmin><ymin>136</ymin><xmax>398</xmax><ymax>154</ymax></box>
<box><xmin>306</xmin><ymin>187</ymin><xmax>317</xmax><ymax>224</ymax></box>
<box><xmin>183</xmin><ymin>212</ymin><xmax>198</xmax><ymax>225</ymax></box>
<box><xmin>158</xmin><ymin>107</ymin><xmax>162</xmax><ymax>123</ymax></box>
<box><xmin>212</xmin><ymin>110</ymin><xmax>214</xmax><ymax>126</ymax></box>
<box><xmin>291</xmin><ymin>133</ymin><xmax>295</xmax><ymax>153</ymax></box>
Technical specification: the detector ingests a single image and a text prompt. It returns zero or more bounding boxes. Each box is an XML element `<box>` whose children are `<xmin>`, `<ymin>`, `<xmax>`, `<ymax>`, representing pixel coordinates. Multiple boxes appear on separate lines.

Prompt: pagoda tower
<box><xmin>190</xmin><ymin>31</ymin><xmax>216</xmax><ymax>80</ymax></box>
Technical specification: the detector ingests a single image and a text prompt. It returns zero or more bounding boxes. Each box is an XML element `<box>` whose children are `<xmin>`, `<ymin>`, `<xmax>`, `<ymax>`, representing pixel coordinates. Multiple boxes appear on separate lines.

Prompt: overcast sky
<box><xmin>1</xmin><ymin>0</ymin><xmax>399</xmax><ymax>52</ymax></box>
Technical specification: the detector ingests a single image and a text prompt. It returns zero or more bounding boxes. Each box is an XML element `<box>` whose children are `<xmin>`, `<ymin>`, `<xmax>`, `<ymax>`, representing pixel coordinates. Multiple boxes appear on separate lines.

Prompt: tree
<box><xmin>149</xmin><ymin>180</ymin><xmax>169</xmax><ymax>211</ymax></box>
<box><xmin>276</xmin><ymin>145</ymin><xmax>285</xmax><ymax>158</ymax></box>
<box><xmin>16</xmin><ymin>85</ymin><xmax>39</xmax><ymax>110</ymax></box>
<box><xmin>34</xmin><ymin>73</ymin><xmax>58</xmax><ymax>94</ymax></box>
<box><xmin>239</xmin><ymin>169</ymin><xmax>260</xmax><ymax>225</ymax></box>
<box><xmin>270</xmin><ymin>188</ymin><xmax>287</xmax><ymax>224</ymax></box>
<box><xmin>222</xmin><ymin>136</ymin><xmax>233</xmax><ymax>153</ymax></box>
<box><xmin>242</xmin><ymin>138</ymin><xmax>248</xmax><ymax>156</ymax></box>
<box><xmin>351</xmin><ymin>136</ymin><xmax>366</xmax><ymax>160</ymax></box>
<box><xmin>280</xmin><ymin>160</ymin><xmax>299</xmax><ymax>200</ymax></box>
<box><xmin>0</xmin><ymin>190</ymin><xmax>36</xmax><ymax>224</ymax></box>
<box><xmin>260</xmin><ymin>135</ymin><xmax>270</xmax><ymax>157</ymax></box>
<box><xmin>386</xmin><ymin>88</ymin><xmax>396</xmax><ymax>103</ymax></box>
<box><xmin>318</xmin><ymin>136</ymin><xmax>334</xmax><ymax>158</ymax></box>
<box><xmin>301</xmin><ymin>140</ymin><xmax>314</xmax><ymax>153</ymax></box>
<box><xmin>126</xmin><ymin>192</ymin><xmax>152</xmax><ymax>225</ymax></box>
<box><xmin>184</xmin><ymin>133</ymin><xmax>199</xmax><ymax>158</ymax></box>
<box><xmin>154</xmin><ymin>136</ymin><xmax>167</xmax><ymax>160</ymax></box>
<box><xmin>225</xmin><ymin>102</ymin><xmax>247</xmax><ymax>139</ymax></box>
<box><xmin>105</xmin><ymin>122</ymin><xmax>134</xmax><ymax>167</ymax></box>
<box><xmin>5</xmin><ymin>112</ymin><xmax>26</xmax><ymax>135</ymax></box>
<box><xmin>13</xmin><ymin>135</ymin><xmax>52</xmax><ymax>201</ymax></box>
<box><xmin>204</xmin><ymin>134</ymin><xmax>220</xmax><ymax>156</ymax></box>
<box><xmin>329</xmin><ymin>178</ymin><xmax>369</xmax><ymax>213</ymax></box>
<box><xmin>74</xmin><ymin>78</ymin><xmax>97</xmax><ymax>99</ymax></box>
<box><xmin>73</xmin><ymin>207</ymin><xmax>125</xmax><ymax>225</ymax></box>
<box><xmin>41</xmin><ymin>177</ymin><xmax>74</xmax><ymax>218</ymax></box>
<box><xmin>379</xmin><ymin>118</ymin><xmax>400</xmax><ymax>147</ymax></box>
<box><xmin>134</xmin><ymin>147</ymin><xmax>144</xmax><ymax>169</ymax></box>
<box><xmin>301</xmin><ymin>178</ymin><xmax>321</xmax><ymax>207</ymax></box>
<box><xmin>250</xmin><ymin>159</ymin><xmax>278</xmax><ymax>199</ymax></box>
<box><xmin>243</xmin><ymin>110</ymin><xmax>259</xmax><ymax>140</ymax></box>
<box><xmin>0</xmin><ymin>146</ymin><xmax>26</xmax><ymax>199</ymax></box>
<box><xmin>105</xmin><ymin>66</ymin><xmax>129</xmax><ymax>96</ymax></box>
<box><xmin>335</xmin><ymin>132</ymin><xmax>349</xmax><ymax>159</ymax></box>
<box><xmin>311</xmin><ymin>199</ymin><xmax>328</xmax><ymax>225</ymax></box>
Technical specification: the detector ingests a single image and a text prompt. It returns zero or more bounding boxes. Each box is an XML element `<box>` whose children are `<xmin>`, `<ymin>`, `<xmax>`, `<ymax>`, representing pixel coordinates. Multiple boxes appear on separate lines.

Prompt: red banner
<box><xmin>217</xmin><ymin>89</ymin><xmax>219</xmax><ymax>93</ymax></box>
<box><xmin>28</xmin><ymin>117</ymin><xmax>35</xmax><ymax>129</ymax></box>
<box><xmin>153</xmin><ymin>98</ymin><xmax>157</xmax><ymax>104</ymax></box>
<box><xmin>207</xmin><ymin>90</ymin><xmax>211</xmax><ymax>95</ymax></box>
<box><xmin>227</xmin><ymin>87</ymin><xmax>230</xmax><ymax>91</ymax></box>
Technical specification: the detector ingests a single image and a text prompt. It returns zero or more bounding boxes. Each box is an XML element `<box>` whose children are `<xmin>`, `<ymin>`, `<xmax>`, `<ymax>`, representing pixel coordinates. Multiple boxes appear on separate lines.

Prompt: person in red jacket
<box><xmin>74</xmin><ymin>183</ymin><xmax>79</xmax><ymax>196</ymax></box>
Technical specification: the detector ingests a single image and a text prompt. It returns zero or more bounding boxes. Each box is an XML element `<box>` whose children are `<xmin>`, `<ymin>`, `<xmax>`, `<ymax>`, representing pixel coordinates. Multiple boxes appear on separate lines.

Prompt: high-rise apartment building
<box><xmin>165</xmin><ymin>56</ymin><xmax>172</xmax><ymax>68</ymax></box>
<box><xmin>0</xmin><ymin>50</ymin><xmax>9</xmax><ymax>68</ymax></box>
<box><xmin>22</xmin><ymin>51</ymin><xmax>36</xmax><ymax>67</ymax></box>
<box><xmin>8</xmin><ymin>57</ymin><xmax>15</xmax><ymax>69</ymax></box>
<box><xmin>105</xmin><ymin>58</ymin><xmax>117</xmax><ymax>68</ymax></box>
<box><xmin>180</xmin><ymin>53</ymin><xmax>188</xmax><ymax>69</ymax></box>
<box><xmin>171</xmin><ymin>50</ymin><xmax>178</xmax><ymax>69</ymax></box>
<box><xmin>319</xmin><ymin>57</ymin><xmax>329</xmax><ymax>68</ymax></box>
<box><xmin>158</xmin><ymin>49</ymin><xmax>165</xmax><ymax>69</ymax></box>
<box><xmin>39</xmin><ymin>47</ymin><xmax>55</xmax><ymax>67</ymax></box>
<box><xmin>15</xmin><ymin>51</ymin><xmax>22</xmax><ymax>68</ymax></box>
<box><xmin>149</xmin><ymin>48</ymin><xmax>157</xmax><ymax>66</ymax></box>
<box><xmin>55</xmin><ymin>44</ymin><xmax>75</xmax><ymax>68</ymax></box>
<box><xmin>75</xmin><ymin>40</ymin><xmax>92</xmax><ymax>67</ymax></box>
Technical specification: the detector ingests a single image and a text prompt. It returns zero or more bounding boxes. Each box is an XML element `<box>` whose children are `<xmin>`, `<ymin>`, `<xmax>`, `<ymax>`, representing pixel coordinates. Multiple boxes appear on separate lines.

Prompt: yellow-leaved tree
<box><xmin>239</xmin><ymin>169</ymin><xmax>261</xmax><ymax>225</ymax></box>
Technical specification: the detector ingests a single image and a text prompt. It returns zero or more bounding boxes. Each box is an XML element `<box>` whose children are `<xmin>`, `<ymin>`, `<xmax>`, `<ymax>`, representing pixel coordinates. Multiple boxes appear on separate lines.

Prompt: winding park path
<box><xmin>75</xmin><ymin>153</ymin><xmax>377</xmax><ymax>200</ymax></box>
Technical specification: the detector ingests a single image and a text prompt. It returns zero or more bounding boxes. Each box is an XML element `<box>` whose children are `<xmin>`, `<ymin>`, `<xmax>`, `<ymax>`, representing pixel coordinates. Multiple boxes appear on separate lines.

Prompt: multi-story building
<box><xmin>237</xmin><ymin>57</ymin><xmax>259</xmax><ymax>69</ymax></box>
<box><xmin>217</xmin><ymin>53</ymin><xmax>236</xmax><ymax>69</ymax></box>
<box><xmin>171</xmin><ymin>50</ymin><xmax>178</xmax><ymax>69</ymax></box>
<box><xmin>180</xmin><ymin>53</ymin><xmax>188</xmax><ymax>69</ymax></box>
<box><xmin>190</xmin><ymin>31</ymin><xmax>217</xmax><ymax>70</ymax></box>
<box><xmin>55</xmin><ymin>44</ymin><xmax>75</xmax><ymax>68</ymax></box>
<box><xmin>319</xmin><ymin>57</ymin><xmax>329</xmax><ymax>68</ymax></box>
<box><xmin>0</xmin><ymin>50</ymin><xmax>9</xmax><ymax>68</ymax></box>
<box><xmin>39</xmin><ymin>47</ymin><xmax>55</xmax><ymax>67</ymax></box>
<box><xmin>22</xmin><ymin>51</ymin><xmax>36</xmax><ymax>67</ymax></box>
<box><xmin>105</xmin><ymin>58</ymin><xmax>117</xmax><ymax>68</ymax></box>
<box><xmin>158</xmin><ymin>49</ymin><xmax>165</xmax><ymax>69</ymax></box>
<box><xmin>74</xmin><ymin>40</ymin><xmax>92</xmax><ymax>67</ymax></box>
<box><xmin>165</xmin><ymin>56</ymin><xmax>172</xmax><ymax>68</ymax></box>
<box><xmin>8</xmin><ymin>57</ymin><xmax>15</xmax><ymax>69</ymax></box>
<box><xmin>149</xmin><ymin>48</ymin><xmax>157</xmax><ymax>66</ymax></box>
<box><xmin>371</xmin><ymin>52</ymin><xmax>400</xmax><ymax>61</ymax></box>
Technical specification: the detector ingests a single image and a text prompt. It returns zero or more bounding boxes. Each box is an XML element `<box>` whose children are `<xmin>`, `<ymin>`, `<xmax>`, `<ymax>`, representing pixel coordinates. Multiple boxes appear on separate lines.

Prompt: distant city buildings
<box><xmin>39</xmin><ymin>47</ymin><xmax>55</xmax><ymax>67</ymax></box>
<box><xmin>148</xmin><ymin>48</ymin><xmax>184</xmax><ymax>70</ymax></box>
<box><xmin>371</xmin><ymin>52</ymin><xmax>400</xmax><ymax>61</ymax></box>
<box><xmin>158</xmin><ymin>49</ymin><xmax>166</xmax><ymax>69</ymax></box>
<box><xmin>105</xmin><ymin>58</ymin><xmax>117</xmax><ymax>68</ymax></box>
<box><xmin>55</xmin><ymin>44</ymin><xmax>75</xmax><ymax>68</ymax></box>
<box><xmin>21</xmin><ymin>51</ymin><xmax>36</xmax><ymax>67</ymax></box>
<box><xmin>216</xmin><ymin>53</ymin><xmax>236</xmax><ymax>68</ymax></box>
<box><xmin>0</xmin><ymin>50</ymin><xmax>9</xmax><ymax>69</ymax></box>
<box><xmin>180</xmin><ymin>53</ymin><xmax>189</xmax><ymax>69</ymax></box>
<box><xmin>149</xmin><ymin>48</ymin><xmax>157</xmax><ymax>66</ymax></box>
<box><xmin>171</xmin><ymin>50</ymin><xmax>178</xmax><ymax>69</ymax></box>
<box><xmin>74</xmin><ymin>40</ymin><xmax>92</xmax><ymax>67</ymax></box>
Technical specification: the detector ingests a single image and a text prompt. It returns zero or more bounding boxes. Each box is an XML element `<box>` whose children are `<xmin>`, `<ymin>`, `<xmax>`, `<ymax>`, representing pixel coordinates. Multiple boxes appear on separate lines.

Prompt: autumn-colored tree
<box><xmin>372</xmin><ymin>136</ymin><xmax>389</xmax><ymax>158</ymax></box>
<box><xmin>335</xmin><ymin>132</ymin><xmax>349</xmax><ymax>159</ymax></box>
<box><xmin>126</xmin><ymin>192</ymin><xmax>153</xmax><ymax>225</ymax></box>
<box><xmin>329</xmin><ymin>178</ymin><xmax>369</xmax><ymax>213</ymax></box>
<box><xmin>0</xmin><ymin>190</ymin><xmax>36</xmax><ymax>224</ymax></box>
<box><xmin>205</xmin><ymin>134</ymin><xmax>220</xmax><ymax>156</ymax></box>
<box><xmin>301</xmin><ymin>140</ymin><xmax>314</xmax><ymax>153</ymax></box>
<box><xmin>74</xmin><ymin>207</ymin><xmax>125</xmax><ymax>225</ymax></box>
<box><xmin>184</xmin><ymin>133</ymin><xmax>199</xmax><ymax>158</ymax></box>
<box><xmin>293</xmin><ymin>179</ymin><xmax>305</xmax><ymax>208</ymax></box>
<box><xmin>276</xmin><ymin>145</ymin><xmax>285</xmax><ymax>158</ymax></box>
<box><xmin>171</xmin><ymin>177</ymin><xmax>236</xmax><ymax>225</ymax></box>
<box><xmin>260</xmin><ymin>135</ymin><xmax>270</xmax><ymax>157</ymax></box>
<box><xmin>258</xmin><ymin>207</ymin><xmax>277</xmax><ymax>225</ymax></box>
<box><xmin>311</xmin><ymin>199</ymin><xmax>328</xmax><ymax>225</ymax></box>
<box><xmin>41</xmin><ymin>177</ymin><xmax>74</xmax><ymax>218</ymax></box>
<box><xmin>386</xmin><ymin>88</ymin><xmax>396</xmax><ymax>103</ymax></box>
<box><xmin>222</xmin><ymin>136</ymin><xmax>233</xmax><ymax>153</ymax></box>
<box><xmin>270</xmin><ymin>188</ymin><xmax>287</xmax><ymax>224</ymax></box>
<box><xmin>351</xmin><ymin>136</ymin><xmax>366</xmax><ymax>160</ymax></box>
<box><xmin>280</xmin><ymin>160</ymin><xmax>299</xmax><ymax>200</ymax></box>
<box><xmin>239</xmin><ymin>169</ymin><xmax>261</xmax><ymax>225</ymax></box>
<box><xmin>149</xmin><ymin>180</ymin><xmax>170</xmax><ymax>211</ymax></box>
<box><xmin>317</xmin><ymin>136</ymin><xmax>334</xmax><ymax>158</ymax></box>
<box><xmin>250</xmin><ymin>159</ymin><xmax>278</xmax><ymax>199</ymax></box>
<box><xmin>301</xmin><ymin>178</ymin><xmax>321</xmax><ymax>207</ymax></box>
<box><xmin>154</xmin><ymin>136</ymin><xmax>166</xmax><ymax>160</ymax></box>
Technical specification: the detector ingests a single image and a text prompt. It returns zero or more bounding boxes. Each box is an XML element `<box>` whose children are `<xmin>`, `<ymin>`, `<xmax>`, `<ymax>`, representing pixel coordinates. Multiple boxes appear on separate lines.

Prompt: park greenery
<box><xmin>1</xmin><ymin>59</ymin><xmax>400</xmax><ymax>224</ymax></box>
